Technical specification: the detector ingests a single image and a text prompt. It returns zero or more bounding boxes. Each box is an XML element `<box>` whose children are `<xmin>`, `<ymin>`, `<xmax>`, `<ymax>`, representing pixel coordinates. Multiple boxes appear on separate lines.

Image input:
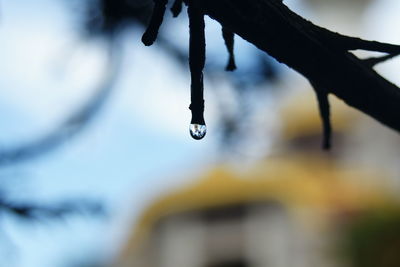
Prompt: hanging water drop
<box><xmin>189</xmin><ymin>124</ymin><xmax>207</xmax><ymax>140</ymax></box>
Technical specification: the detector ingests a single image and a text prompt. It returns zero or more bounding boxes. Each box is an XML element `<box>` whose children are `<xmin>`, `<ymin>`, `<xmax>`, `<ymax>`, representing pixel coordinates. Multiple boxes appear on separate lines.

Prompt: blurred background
<box><xmin>0</xmin><ymin>0</ymin><xmax>400</xmax><ymax>266</ymax></box>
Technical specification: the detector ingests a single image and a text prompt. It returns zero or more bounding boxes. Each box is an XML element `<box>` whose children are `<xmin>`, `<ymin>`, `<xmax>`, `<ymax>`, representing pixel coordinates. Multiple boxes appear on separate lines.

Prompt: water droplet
<box><xmin>189</xmin><ymin>124</ymin><xmax>207</xmax><ymax>140</ymax></box>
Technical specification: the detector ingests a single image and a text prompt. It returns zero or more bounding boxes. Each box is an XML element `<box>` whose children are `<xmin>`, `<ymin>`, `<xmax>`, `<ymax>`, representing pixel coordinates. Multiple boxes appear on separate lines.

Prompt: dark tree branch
<box><xmin>334</xmin><ymin>35</ymin><xmax>400</xmax><ymax>54</ymax></box>
<box><xmin>198</xmin><ymin>0</ymin><xmax>400</xmax><ymax>134</ymax></box>
<box><xmin>363</xmin><ymin>53</ymin><xmax>400</xmax><ymax>67</ymax></box>
<box><xmin>171</xmin><ymin>0</ymin><xmax>184</xmax><ymax>17</ymax></box>
<box><xmin>142</xmin><ymin>0</ymin><xmax>168</xmax><ymax>46</ymax></box>
<box><xmin>188</xmin><ymin>0</ymin><xmax>206</xmax><ymax>126</ymax></box>
<box><xmin>310</xmin><ymin>80</ymin><xmax>332</xmax><ymax>150</ymax></box>
<box><xmin>222</xmin><ymin>27</ymin><xmax>237</xmax><ymax>71</ymax></box>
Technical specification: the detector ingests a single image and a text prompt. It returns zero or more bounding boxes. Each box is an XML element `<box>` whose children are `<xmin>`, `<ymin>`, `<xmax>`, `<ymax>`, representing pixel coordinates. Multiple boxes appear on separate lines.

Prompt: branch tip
<box><xmin>171</xmin><ymin>0</ymin><xmax>183</xmax><ymax>17</ymax></box>
<box><xmin>363</xmin><ymin>52</ymin><xmax>400</xmax><ymax>67</ymax></box>
<box><xmin>311</xmin><ymin>81</ymin><xmax>332</xmax><ymax>150</ymax></box>
<box><xmin>142</xmin><ymin>0</ymin><xmax>168</xmax><ymax>46</ymax></box>
<box><xmin>222</xmin><ymin>27</ymin><xmax>237</xmax><ymax>71</ymax></box>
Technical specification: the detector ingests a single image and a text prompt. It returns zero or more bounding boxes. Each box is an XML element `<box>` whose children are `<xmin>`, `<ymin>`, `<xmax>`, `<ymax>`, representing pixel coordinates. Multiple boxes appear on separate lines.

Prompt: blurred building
<box><xmin>113</xmin><ymin>89</ymin><xmax>400</xmax><ymax>267</ymax></box>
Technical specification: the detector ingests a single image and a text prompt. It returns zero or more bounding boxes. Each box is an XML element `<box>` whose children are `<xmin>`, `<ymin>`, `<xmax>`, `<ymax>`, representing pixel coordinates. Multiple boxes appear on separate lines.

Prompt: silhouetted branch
<box><xmin>171</xmin><ymin>0</ymin><xmax>184</xmax><ymax>17</ymax></box>
<box><xmin>142</xmin><ymin>0</ymin><xmax>168</xmax><ymax>46</ymax></box>
<box><xmin>222</xmin><ymin>27</ymin><xmax>237</xmax><ymax>71</ymax></box>
<box><xmin>311</xmin><ymin>80</ymin><xmax>332</xmax><ymax>149</ymax></box>
<box><xmin>198</xmin><ymin>0</ymin><xmax>400</xmax><ymax>134</ymax></box>
<box><xmin>187</xmin><ymin>0</ymin><xmax>206</xmax><ymax>126</ymax></box>
<box><xmin>363</xmin><ymin>53</ymin><xmax>400</xmax><ymax>67</ymax></box>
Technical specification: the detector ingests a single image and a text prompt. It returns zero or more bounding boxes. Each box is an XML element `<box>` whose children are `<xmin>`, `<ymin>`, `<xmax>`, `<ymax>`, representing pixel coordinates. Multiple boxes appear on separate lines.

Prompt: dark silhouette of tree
<box><xmin>142</xmin><ymin>0</ymin><xmax>400</xmax><ymax>148</ymax></box>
